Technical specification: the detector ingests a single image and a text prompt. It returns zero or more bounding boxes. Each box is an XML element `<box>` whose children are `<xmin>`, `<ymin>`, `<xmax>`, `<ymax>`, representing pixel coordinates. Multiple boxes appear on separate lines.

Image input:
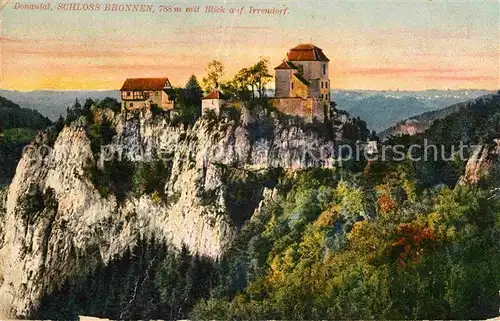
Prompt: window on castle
<box><xmin>291</xmin><ymin>82</ymin><xmax>294</xmax><ymax>90</ymax></box>
<box><xmin>321</xmin><ymin>82</ymin><xmax>324</xmax><ymax>89</ymax></box>
<box><xmin>322</xmin><ymin>64</ymin><xmax>326</xmax><ymax>75</ymax></box>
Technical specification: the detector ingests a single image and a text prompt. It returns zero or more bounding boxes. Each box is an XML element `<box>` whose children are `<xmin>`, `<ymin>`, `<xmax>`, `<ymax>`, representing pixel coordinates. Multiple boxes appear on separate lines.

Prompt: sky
<box><xmin>0</xmin><ymin>0</ymin><xmax>499</xmax><ymax>91</ymax></box>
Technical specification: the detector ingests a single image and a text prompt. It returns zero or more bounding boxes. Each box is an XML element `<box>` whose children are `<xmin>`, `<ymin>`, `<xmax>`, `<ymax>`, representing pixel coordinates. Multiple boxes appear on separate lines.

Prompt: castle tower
<box><xmin>201</xmin><ymin>82</ymin><xmax>228</xmax><ymax>115</ymax></box>
<box><xmin>274</xmin><ymin>44</ymin><xmax>331</xmax><ymax>102</ymax></box>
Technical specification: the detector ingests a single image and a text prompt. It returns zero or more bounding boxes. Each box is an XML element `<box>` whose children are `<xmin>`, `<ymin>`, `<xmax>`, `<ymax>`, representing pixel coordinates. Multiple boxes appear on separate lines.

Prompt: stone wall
<box><xmin>202</xmin><ymin>99</ymin><xmax>225</xmax><ymax>115</ymax></box>
<box><xmin>275</xmin><ymin>69</ymin><xmax>292</xmax><ymax>97</ymax></box>
<box><xmin>291</xmin><ymin>75</ymin><xmax>309</xmax><ymax>98</ymax></box>
<box><xmin>272</xmin><ymin>97</ymin><xmax>326</xmax><ymax>122</ymax></box>
<box><xmin>310</xmin><ymin>98</ymin><xmax>326</xmax><ymax>120</ymax></box>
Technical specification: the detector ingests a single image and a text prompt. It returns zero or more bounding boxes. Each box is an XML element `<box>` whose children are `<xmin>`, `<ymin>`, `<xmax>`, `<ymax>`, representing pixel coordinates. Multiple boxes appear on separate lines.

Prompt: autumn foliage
<box><xmin>392</xmin><ymin>222</ymin><xmax>436</xmax><ymax>266</ymax></box>
<box><xmin>377</xmin><ymin>193</ymin><xmax>396</xmax><ymax>215</ymax></box>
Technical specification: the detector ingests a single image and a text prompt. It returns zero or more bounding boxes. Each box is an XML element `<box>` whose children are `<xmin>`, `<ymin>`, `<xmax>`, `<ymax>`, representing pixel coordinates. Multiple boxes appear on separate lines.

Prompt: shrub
<box><xmin>88</xmin><ymin>118</ymin><xmax>116</xmax><ymax>155</ymax></box>
<box><xmin>132</xmin><ymin>159</ymin><xmax>171</xmax><ymax>197</ymax></box>
<box><xmin>88</xmin><ymin>158</ymin><xmax>135</xmax><ymax>201</ymax></box>
<box><xmin>220</xmin><ymin>106</ymin><xmax>241</xmax><ymax>123</ymax></box>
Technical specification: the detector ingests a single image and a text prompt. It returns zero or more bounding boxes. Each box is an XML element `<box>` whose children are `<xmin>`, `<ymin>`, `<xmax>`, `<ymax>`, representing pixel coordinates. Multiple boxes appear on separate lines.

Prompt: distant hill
<box><xmin>0</xmin><ymin>96</ymin><xmax>53</xmax><ymax>186</ymax></box>
<box><xmin>0</xmin><ymin>96</ymin><xmax>52</xmax><ymax>130</ymax></box>
<box><xmin>333</xmin><ymin>89</ymin><xmax>494</xmax><ymax>132</ymax></box>
<box><xmin>0</xmin><ymin>90</ymin><xmax>120</xmax><ymax>121</ymax></box>
<box><xmin>338</xmin><ymin>95</ymin><xmax>430</xmax><ymax>132</ymax></box>
<box><xmin>379</xmin><ymin>92</ymin><xmax>500</xmax><ymax>140</ymax></box>
<box><xmin>415</xmin><ymin>93</ymin><xmax>500</xmax><ymax>145</ymax></box>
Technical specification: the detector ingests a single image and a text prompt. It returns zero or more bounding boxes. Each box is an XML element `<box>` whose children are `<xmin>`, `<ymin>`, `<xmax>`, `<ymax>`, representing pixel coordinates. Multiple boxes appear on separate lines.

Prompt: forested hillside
<box><xmin>187</xmin><ymin>93</ymin><xmax>500</xmax><ymax>320</ymax></box>
<box><xmin>380</xmin><ymin>92</ymin><xmax>500</xmax><ymax>139</ymax></box>
<box><xmin>0</xmin><ymin>96</ymin><xmax>52</xmax><ymax>185</ymax></box>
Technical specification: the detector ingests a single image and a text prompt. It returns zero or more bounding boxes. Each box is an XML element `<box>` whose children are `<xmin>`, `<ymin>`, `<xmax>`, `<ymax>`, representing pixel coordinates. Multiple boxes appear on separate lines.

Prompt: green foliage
<box><xmin>422</xmin><ymin>93</ymin><xmax>500</xmax><ymax>146</ymax></box>
<box><xmin>155</xmin><ymin>245</ymin><xmax>217</xmax><ymax>319</ymax></box>
<box><xmin>202</xmin><ymin>108</ymin><xmax>218</xmax><ymax>124</ymax></box>
<box><xmin>36</xmin><ymin>238</ymin><xmax>214</xmax><ymax>320</ymax></box>
<box><xmin>341</xmin><ymin>116</ymin><xmax>370</xmax><ymax>141</ymax></box>
<box><xmin>19</xmin><ymin>185</ymin><xmax>46</xmax><ymax>225</ymax></box>
<box><xmin>88</xmin><ymin>118</ymin><xmax>116</xmax><ymax>155</ymax></box>
<box><xmin>19</xmin><ymin>186</ymin><xmax>58</xmax><ymax>226</ymax></box>
<box><xmin>2</xmin><ymin>128</ymin><xmax>37</xmax><ymax>143</ymax></box>
<box><xmin>0</xmin><ymin>96</ymin><xmax>52</xmax><ymax>131</ymax></box>
<box><xmin>132</xmin><ymin>159</ymin><xmax>171</xmax><ymax>197</ymax></box>
<box><xmin>0</xmin><ymin>128</ymin><xmax>38</xmax><ymax>185</ymax></box>
<box><xmin>167</xmin><ymin>77</ymin><xmax>203</xmax><ymax>127</ymax></box>
<box><xmin>222</xmin><ymin>58</ymin><xmax>272</xmax><ymax>100</ymax></box>
<box><xmin>66</xmin><ymin>98</ymin><xmax>86</xmax><ymax>123</ymax></box>
<box><xmin>66</xmin><ymin>97</ymin><xmax>120</xmax><ymax>125</ymax></box>
<box><xmin>172</xmin><ymin>103</ymin><xmax>200</xmax><ymax>127</ymax></box>
<box><xmin>88</xmin><ymin>158</ymin><xmax>135</xmax><ymax>201</ymax></box>
<box><xmin>88</xmin><ymin>155</ymin><xmax>173</xmax><ymax>203</ymax></box>
<box><xmin>189</xmin><ymin>165</ymin><xmax>500</xmax><ymax>320</ymax></box>
<box><xmin>221</xmin><ymin>166</ymin><xmax>282</xmax><ymax>228</ymax></box>
<box><xmin>186</xmin><ymin>74</ymin><xmax>201</xmax><ymax>90</ymax></box>
<box><xmin>95</xmin><ymin>97</ymin><xmax>121</xmax><ymax>112</ymax></box>
<box><xmin>219</xmin><ymin>105</ymin><xmax>241</xmax><ymax>123</ymax></box>
<box><xmin>202</xmin><ymin>60</ymin><xmax>225</xmax><ymax>93</ymax></box>
<box><xmin>0</xmin><ymin>95</ymin><xmax>53</xmax><ymax>184</ymax></box>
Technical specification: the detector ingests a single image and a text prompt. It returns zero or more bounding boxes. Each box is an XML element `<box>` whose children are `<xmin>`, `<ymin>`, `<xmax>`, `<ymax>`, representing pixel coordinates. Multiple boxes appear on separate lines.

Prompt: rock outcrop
<box><xmin>0</xmin><ymin>110</ymin><xmax>350</xmax><ymax>318</ymax></box>
<box><xmin>459</xmin><ymin>143</ymin><xmax>500</xmax><ymax>185</ymax></box>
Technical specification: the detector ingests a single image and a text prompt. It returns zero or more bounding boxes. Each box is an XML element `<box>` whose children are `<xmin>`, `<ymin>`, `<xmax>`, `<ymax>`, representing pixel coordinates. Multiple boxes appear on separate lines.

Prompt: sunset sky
<box><xmin>0</xmin><ymin>0</ymin><xmax>499</xmax><ymax>91</ymax></box>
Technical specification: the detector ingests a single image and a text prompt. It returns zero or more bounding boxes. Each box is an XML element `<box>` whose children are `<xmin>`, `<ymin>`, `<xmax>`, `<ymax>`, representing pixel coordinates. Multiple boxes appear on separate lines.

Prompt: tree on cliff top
<box><xmin>202</xmin><ymin>60</ymin><xmax>225</xmax><ymax>93</ymax></box>
<box><xmin>251</xmin><ymin>57</ymin><xmax>272</xmax><ymax>98</ymax></box>
<box><xmin>221</xmin><ymin>58</ymin><xmax>272</xmax><ymax>100</ymax></box>
<box><xmin>186</xmin><ymin>74</ymin><xmax>201</xmax><ymax>90</ymax></box>
<box><xmin>184</xmin><ymin>75</ymin><xmax>203</xmax><ymax>106</ymax></box>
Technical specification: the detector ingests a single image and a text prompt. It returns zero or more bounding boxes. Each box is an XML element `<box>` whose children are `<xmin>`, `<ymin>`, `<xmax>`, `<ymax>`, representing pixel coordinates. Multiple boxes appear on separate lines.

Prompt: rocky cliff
<box><xmin>0</xmin><ymin>108</ymin><xmax>354</xmax><ymax>318</ymax></box>
<box><xmin>459</xmin><ymin>143</ymin><xmax>500</xmax><ymax>185</ymax></box>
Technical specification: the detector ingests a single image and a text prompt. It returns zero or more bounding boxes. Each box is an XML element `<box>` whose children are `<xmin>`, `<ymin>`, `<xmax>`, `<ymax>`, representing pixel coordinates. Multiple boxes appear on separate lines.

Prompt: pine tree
<box><xmin>185</xmin><ymin>74</ymin><xmax>201</xmax><ymax>90</ymax></box>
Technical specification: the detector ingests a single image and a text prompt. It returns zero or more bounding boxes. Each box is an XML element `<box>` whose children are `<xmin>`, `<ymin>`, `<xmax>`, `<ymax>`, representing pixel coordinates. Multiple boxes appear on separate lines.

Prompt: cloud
<box><xmin>3</xmin><ymin>45</ymin><xmax>204</xmax><ymax>60</ymax></box>
<box><xmin>466</xmin><ymin>52</ymin><xmax>500</xmax><ymax>59</ymax></box>
<box><xmin>419</xmin><ymin>75</ymin><xmax>499</xmax><ymax>82</ymax></box>
<box><xmin>379</xmin><ymin>27</ymin><xmax>479</xmax><ymax>40</ymax></box>
<box><xmin>4</xmin><ymin>48</ymin><xmax>142</xmax><ymax>58</ymax></box>
<box><xmin>0</xmin><ymin>36</ymin><xmax>24</xmax><ymax>43</ymax></box>
<box><xmin>347</xmin><ymin>67</ymin><xmax>468</xmax><ymax>75</ymax></box>
<box><xmin>411</xmin><ymin>52</ymin><xmax>500</xmax><ymax>59</ymax></box>
<box><xmin>93</xmin><ymin>63</ymin><xmax>204</xmax><ymax>72</ymax></box>
<box><xmin>174</xmin><ymin>25</ymin><xmax>272</xmax><ymax>35</ymax></box>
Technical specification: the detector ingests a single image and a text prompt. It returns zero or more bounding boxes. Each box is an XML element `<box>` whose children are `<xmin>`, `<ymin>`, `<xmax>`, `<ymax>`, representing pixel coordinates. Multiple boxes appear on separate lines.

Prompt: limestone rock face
<box><xmin>0</xmin><ymin>111</ymin><xmax>346</xmax><ymax>318</ymax></box>
<box><xmin>459</xmin><ymin>144</ymin><xmax>500</xmax><ymax>185</ymax></box>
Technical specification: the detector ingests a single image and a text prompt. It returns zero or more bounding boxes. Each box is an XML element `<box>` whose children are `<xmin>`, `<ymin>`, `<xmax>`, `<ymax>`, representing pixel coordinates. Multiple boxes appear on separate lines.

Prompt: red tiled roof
<box><xmin>120</xmin><ymin>78</ymin><xmax>171</xmax><ymax>91</ymax></box>
<box><xmin>287</xmin><ymin>44</ymin><xmax>330</xmax><ymax>62</ymax></box>
<box><xmin>202</xmin><ymin>89</ymin><xmax>228</xmax><ymax>100</ymax></box>
<box><xmin>274</xmin><ymin>60</ymin><xmax>296</xmax><ymax>70</ymax></box>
